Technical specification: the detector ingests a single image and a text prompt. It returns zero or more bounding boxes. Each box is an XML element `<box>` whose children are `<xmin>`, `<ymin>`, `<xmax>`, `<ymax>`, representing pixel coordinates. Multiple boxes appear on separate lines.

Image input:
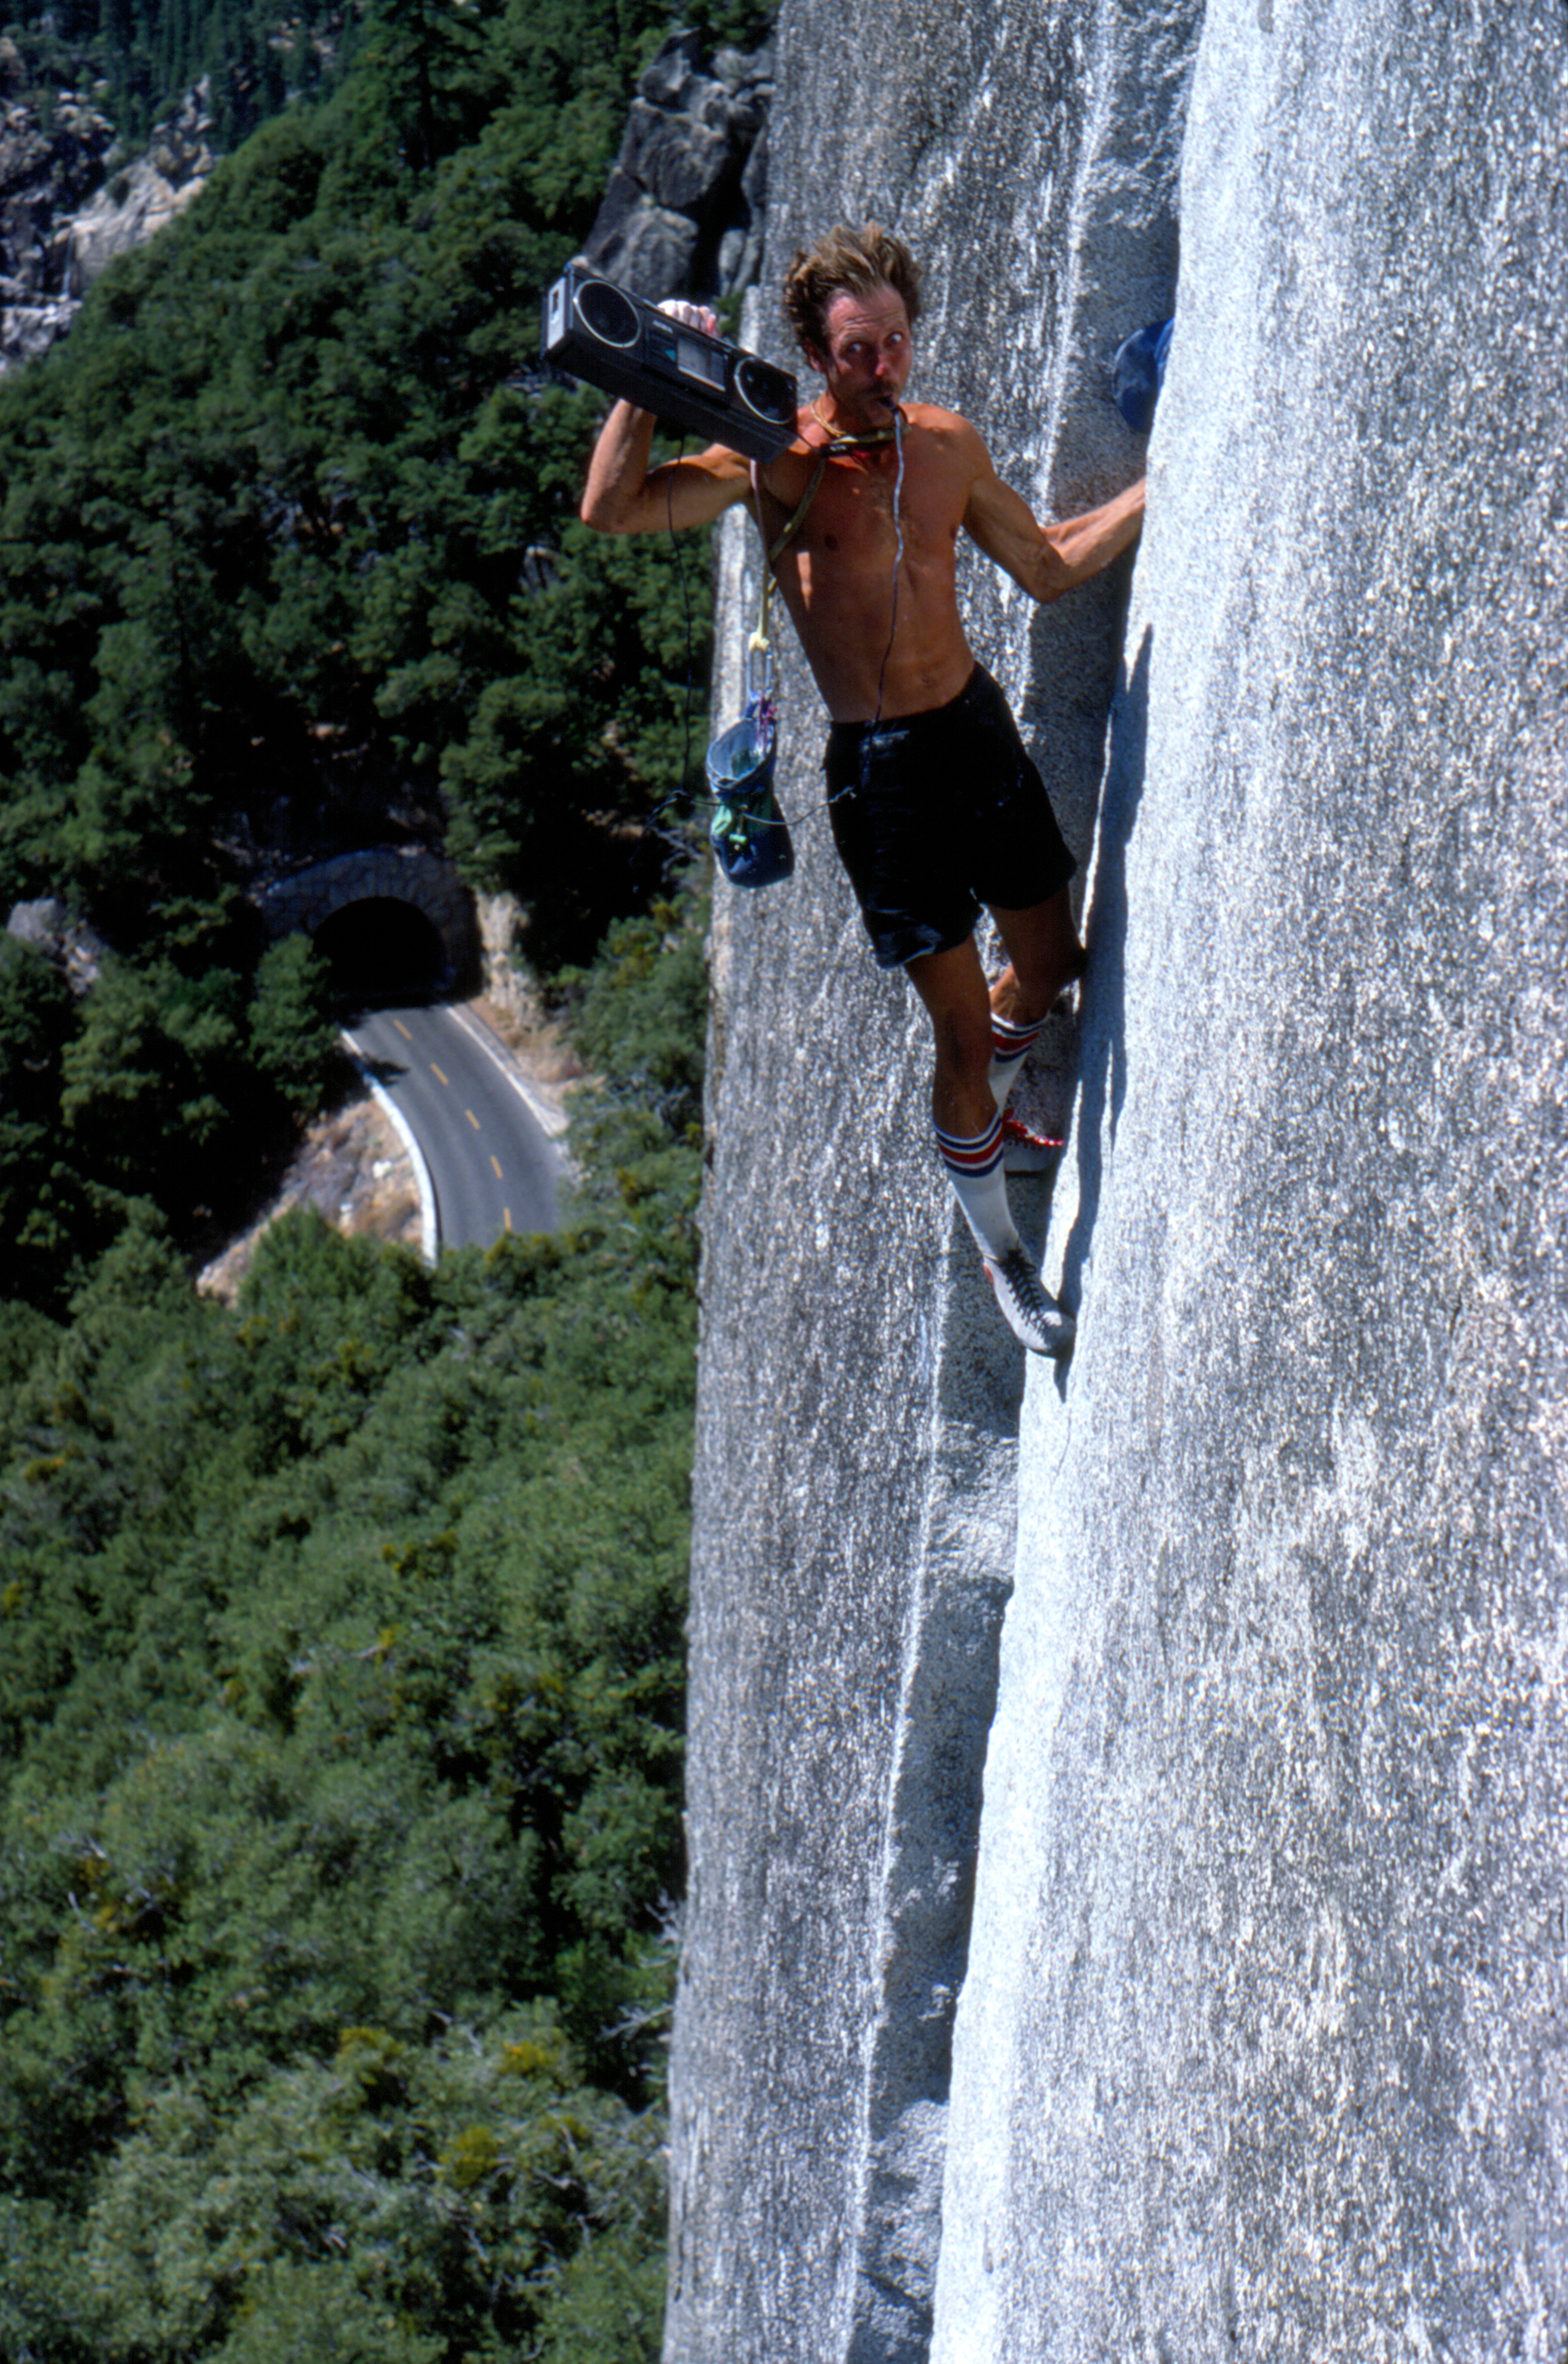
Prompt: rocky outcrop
<box><xmin>0</xmin><ymin>74</ymin><xmax>216</xmax><ymax>374</ymax></box>
<box><xmin>69</xmin><ymin>80</ymin><xmax>217</xmax><ymax>290</ymax></box>
<box><xmin>472</xmin><ymin>891</ymin><xmax>583</xmax><ymax>1089</ymax></box>
<box><xmin>581</xmin><ymin>27</ymin><xmax>771</xmax><ymax>301</ymax></box>
<box><xmin>675</xmin><ymin>0</ymin><xmax>1568</xmax><ymax>2358</ymax></box>
<box><xmin>0</xmin><ymin>73</ymin><xmax>114</xmax><ymax>368</ymax></box>
<box><xmin>6</xmin><ymin>897</ymin><xmax>109</xmax><ymax>994</ymax></box>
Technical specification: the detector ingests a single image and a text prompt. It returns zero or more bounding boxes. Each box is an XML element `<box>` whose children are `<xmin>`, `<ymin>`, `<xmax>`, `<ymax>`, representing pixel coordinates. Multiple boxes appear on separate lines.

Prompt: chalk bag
<box><xmin>706</xmin><ymin>653</ymin><xmax>793</xmax><ymax>891</ymax></box>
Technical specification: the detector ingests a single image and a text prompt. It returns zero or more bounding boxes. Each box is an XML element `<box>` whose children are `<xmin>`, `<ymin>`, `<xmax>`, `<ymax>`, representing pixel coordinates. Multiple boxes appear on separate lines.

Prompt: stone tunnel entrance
<box><xmin>255</xmin><ymin>847</ymin><xmax>481</xmax><ymax>1006</ymax></box>
<box><xmin>311</xmin><ymin>896</ymin><xmax>447</xmax><ymax>1008</ymax></box>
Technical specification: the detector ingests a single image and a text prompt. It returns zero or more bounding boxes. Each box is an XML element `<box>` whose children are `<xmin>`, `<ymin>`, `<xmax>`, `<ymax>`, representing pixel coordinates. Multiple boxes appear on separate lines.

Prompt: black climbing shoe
<box><xmin>983</xmin><ymin>1247</ymin><xmax>1075</xmax><ymax>1358</ymax></box>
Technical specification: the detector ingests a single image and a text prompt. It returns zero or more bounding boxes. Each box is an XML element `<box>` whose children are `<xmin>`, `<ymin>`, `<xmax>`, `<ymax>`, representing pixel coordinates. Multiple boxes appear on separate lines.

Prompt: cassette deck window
<box><xmin>677</xmin><ymin>331</ymin><xmax>726</xmax><ymax>389</ymax></box>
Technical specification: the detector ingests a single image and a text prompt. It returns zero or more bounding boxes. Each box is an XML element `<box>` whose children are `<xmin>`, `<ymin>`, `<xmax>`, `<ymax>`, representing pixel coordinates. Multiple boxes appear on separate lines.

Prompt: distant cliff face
<box><xmin>581</xmin><ymin>26</ymin><xmax>772</xmax><ymax>301</ymax></box>
<box><xmin>676</xmin><ymin>0</ymin><xmax>1568</xmax><ymax>2359</ymax></box>
<box><xmin>0</xmin><ymin>73</ymin><xmax>216</xmax><ymax>375</ymax></box>
<box><xmin>0</xmin><ymin>63</ymin><xmax>114</xmax><ymax>369</ymax></box>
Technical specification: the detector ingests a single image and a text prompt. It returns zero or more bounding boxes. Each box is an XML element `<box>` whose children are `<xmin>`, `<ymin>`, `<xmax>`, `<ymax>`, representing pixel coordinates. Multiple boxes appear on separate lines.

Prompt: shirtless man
<box><xmin>581</xmin><ymin>223</ymin><xmax>1144</xmax><ymax>1355</ymax></box>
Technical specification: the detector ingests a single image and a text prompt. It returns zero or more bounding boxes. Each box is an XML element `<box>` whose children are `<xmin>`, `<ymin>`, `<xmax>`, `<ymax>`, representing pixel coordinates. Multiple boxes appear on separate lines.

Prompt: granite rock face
<box><xmin>0</xmin><ymin>83</ymin><xmax>114</xmax><ymax>369</ymax></box>
<box><xmin>669</xmin><ymin>3</ymin><xmax>1194</xmax><ymax>2358</ymax></box>
<box><xmin>69</xmin><ymin>80</ymin><xmax>218</xmax><ymax>291</ymax></box>
<box><xmin>5</xmin><ymin>897</ymin><xmax>109</xmax><ymax>994</ymax></box>
<box><xmin>935</xmin><ymin>1</ymin><xmax>1568</xmax><ymax>2356</ymax></box>
<box><xmin>674</xmin><ymin>0</ymin><xmax>1568</xmax><ymax>2357</ymax></box>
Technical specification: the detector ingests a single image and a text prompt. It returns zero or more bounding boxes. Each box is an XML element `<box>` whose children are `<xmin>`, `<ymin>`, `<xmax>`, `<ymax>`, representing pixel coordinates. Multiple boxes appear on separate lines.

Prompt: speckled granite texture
<box><xmin>935</xmin><ymin>1</ymin><xmax>1568</xmax><ymax>2358</ymax></box>
<box><xmin>668</xmin><ymin>3</ymin><xmax>1195</xmax><ymax>2358</ymax></box>
<box><xmin>674</xmin><ymin>0</ymin><xmax>1568</xmax><ymax>2353</ymax></box>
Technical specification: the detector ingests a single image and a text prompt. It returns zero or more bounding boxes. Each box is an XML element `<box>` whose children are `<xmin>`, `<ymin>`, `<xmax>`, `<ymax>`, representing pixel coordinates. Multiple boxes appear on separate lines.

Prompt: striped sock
<box><xmin>989</xmin><ymin>1010</ymin><xmax>1045</xmax><ymax>1109</ymax></box>
<box><xmin>934</xmin><ymin>1110</ymin><xmax>1020</xmax><ymax>1260</ymax></box>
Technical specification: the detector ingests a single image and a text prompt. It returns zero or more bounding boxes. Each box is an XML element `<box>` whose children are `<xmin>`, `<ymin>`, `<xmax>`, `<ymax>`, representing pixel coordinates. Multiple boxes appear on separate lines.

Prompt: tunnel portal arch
<box><xmin>256</xmin><ymin>847</ymin><xmax>481</xmax><ymax>1000</ymax></box>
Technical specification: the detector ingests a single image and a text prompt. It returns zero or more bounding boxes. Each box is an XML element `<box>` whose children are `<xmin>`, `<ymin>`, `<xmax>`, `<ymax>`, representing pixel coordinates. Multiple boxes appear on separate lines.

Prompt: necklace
<box><xmin>811</xmin><ymin>396</ymin><xmax>900</xmax><ymax>450</ymax></box>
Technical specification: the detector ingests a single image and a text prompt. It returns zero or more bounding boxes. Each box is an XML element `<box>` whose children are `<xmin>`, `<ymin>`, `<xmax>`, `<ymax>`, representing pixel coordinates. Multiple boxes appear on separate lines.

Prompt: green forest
<box><xmin>1</xmin><ymin>0</ymin><xmax>761</xmax><ymax>2347</ymax></box>
<box><xmin>1</xmin><ymin>0</ymin><xmax>757</xmax><ymax>1305</ymax></box>
<box><xmin>5</xmin><ymin>0</ymin><xmax>341</xmax><ymax>150</ymax></box>
<box><xmin>1</xmin><ymin>901</ymin><xmax>705</xmax><ymax>2360</ymax></box>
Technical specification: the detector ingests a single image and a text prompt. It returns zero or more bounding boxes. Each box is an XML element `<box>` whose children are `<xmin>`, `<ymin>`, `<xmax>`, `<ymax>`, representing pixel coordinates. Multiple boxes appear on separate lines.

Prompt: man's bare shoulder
<box><xmin>901</xmin><ymin>400</ymin><xmax>985</xmax><ymax>442</ymax></box>
<box><xmin>756</xmin><ymin>419</ymin><xmax>836</xmax><ymax>494</ymax></box>
<box><xmin>901</xmin><ymin>402</ymin><xmax>995</xmax><ymax>475</ymax></box>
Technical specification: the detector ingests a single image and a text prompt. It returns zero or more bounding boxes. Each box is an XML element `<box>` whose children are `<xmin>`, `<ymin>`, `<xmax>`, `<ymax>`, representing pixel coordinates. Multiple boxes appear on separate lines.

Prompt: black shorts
<box><xmin>824</xmin><ymin>665</ymin><xmax>1077</xmax><ymax>969</ymax></box>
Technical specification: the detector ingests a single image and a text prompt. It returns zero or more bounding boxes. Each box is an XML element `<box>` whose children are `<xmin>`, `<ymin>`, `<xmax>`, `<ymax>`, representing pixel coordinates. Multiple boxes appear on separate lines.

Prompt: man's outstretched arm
<box><xmin>1032</xmin><ymin>477</ymin><xmax>1145</xmax><ymax>597</ymax></box>
<box><xmin>961</xmin><ymin>430</ymin><xmax>1146</xmax><ymax>603</ymax></box>
<box><xmin>580</xmin><ymin>399</ymin><xmax>752</xmax><ymax>536</ymax></box>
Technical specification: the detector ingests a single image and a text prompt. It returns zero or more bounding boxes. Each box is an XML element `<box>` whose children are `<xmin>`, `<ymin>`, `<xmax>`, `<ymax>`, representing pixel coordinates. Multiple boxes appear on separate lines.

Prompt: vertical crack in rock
<box><xmin>669</xmin><ymin>1</ymin><xmax>1199</xmax><ymax>2355</ymax></box>
<box><xmin>843</xmin><ymin>1238</ymin><xmax>1031</xmax><ymax>2364</ymax></box>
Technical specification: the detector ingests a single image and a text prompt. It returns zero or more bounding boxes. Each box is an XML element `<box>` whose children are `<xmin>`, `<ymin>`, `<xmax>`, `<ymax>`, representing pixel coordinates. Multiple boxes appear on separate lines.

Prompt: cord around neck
<box><xmin>810</xmin><ymin>395</ymin><xmax>901</xmax><ymax>451</ymax></box>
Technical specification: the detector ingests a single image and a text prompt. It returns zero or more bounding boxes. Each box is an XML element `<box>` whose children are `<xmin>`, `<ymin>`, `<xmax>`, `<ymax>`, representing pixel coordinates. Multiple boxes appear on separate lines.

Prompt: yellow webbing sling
<box><xmin>748</xmin><ymin>453</ymin><xmax>826</xmax><ymax>669</ymax></box>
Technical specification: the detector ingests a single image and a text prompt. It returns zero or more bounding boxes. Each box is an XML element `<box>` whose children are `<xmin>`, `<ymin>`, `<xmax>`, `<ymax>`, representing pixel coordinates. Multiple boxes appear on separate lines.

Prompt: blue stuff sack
<box><xmin>1111</xmin><ymin>317</ymin><xmax>1174</xmax><ymax>433</ymax></box>
<box><xmin>706</xmin><ymin>695</ymin><xmax>794</xmax><ymax>890</ymax></box>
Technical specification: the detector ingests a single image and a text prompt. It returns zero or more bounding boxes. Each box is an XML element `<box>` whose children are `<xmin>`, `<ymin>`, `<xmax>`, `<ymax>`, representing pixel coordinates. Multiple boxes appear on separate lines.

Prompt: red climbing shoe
<box><xmin>1000</xmin><ymin>1108</ymin><xmax>1066</xmax><ymax>1172</ymax></box>
<box><xmin>1001</xmin><ymin>1110</ymin><xmax>1065</xmax><ymax>1151</ymax></box>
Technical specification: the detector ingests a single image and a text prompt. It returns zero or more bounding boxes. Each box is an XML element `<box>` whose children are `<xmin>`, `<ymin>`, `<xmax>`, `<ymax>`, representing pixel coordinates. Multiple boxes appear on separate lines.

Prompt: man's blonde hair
<box><xmin>781</xmin><ymin>223</ymin><xmax>924</xmax><ymax>360</ymax></box>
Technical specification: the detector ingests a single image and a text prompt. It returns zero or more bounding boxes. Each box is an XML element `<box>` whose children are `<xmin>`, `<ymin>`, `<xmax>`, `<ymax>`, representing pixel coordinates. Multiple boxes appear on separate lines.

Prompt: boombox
<box><xmin>541</xmin><ymin>266</ymin><xmax>799</xmax><ymax>462</ymax></box>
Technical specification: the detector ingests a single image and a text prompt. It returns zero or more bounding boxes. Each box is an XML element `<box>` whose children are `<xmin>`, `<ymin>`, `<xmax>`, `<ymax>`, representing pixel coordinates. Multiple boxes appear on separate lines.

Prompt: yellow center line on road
<box><xmin>394</xmin><ymin>1019</ymin><xmax>413</xmax><ymax>1041</ymax></box>
<box><xmin>466</xmin><ymin>1108</ymin><xmax>480</xmax><ymax>1129</ymax></box>
<box><xmin>490</xmin><ymin>1155</ymin><xmax>503</xmax><ymax>1179</ymax></box>
<box><xmin>503</xmin><ymin>1209</ymin><xmax>512</xmax><ymax>1232</ymax></box>
<box><xmin>430</xmin><ymin>1064</ymin><xmax>449</xmax><ymax>1085</ymax></box>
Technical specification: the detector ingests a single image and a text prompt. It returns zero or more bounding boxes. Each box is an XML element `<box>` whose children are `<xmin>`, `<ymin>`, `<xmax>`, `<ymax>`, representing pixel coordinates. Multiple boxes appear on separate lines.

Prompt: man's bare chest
<box><xmin>764</xmin><ymin>437</ymin><xmax>969</xmax><ymax>569</ymax></box>
<box><xmin>803</xmin><ymin>467</ymin><xmax>911</xmax><ymax>557</ymax></box>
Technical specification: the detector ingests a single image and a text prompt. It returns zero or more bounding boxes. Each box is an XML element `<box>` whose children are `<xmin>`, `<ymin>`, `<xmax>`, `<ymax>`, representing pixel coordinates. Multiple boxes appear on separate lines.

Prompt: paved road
<box><xmin>343</xmin><ymin>1002</ymin><xmax>563</xmax><ymax>1251</ymax></box>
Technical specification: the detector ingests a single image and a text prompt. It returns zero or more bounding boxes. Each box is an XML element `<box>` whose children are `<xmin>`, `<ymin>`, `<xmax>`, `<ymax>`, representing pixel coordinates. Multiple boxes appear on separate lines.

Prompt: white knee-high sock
<box><xmin>934</xmin><ymin>1110</ymin><xmax>1020</xmax><ymax>1260</ymax></box>
<box><xmin>988</xmin><ymin>1010</ymin><xmax>1045</xmax><ymax>1110</ymax></box>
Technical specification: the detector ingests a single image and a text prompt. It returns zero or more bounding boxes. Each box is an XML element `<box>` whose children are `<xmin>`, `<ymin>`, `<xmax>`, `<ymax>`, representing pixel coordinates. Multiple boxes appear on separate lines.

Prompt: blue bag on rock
<box><xmin>1112</xmin><ymin>316</ymin><xmax>1174</xmax><ymax>433</ymax></box>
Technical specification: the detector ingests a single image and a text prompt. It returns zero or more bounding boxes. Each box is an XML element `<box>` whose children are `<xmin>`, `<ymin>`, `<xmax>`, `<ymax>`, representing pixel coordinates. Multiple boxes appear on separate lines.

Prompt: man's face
<box><xmin>808</xmin><ymin>284</ymin><xmax>913</xmax><ymax>423</ymax></box>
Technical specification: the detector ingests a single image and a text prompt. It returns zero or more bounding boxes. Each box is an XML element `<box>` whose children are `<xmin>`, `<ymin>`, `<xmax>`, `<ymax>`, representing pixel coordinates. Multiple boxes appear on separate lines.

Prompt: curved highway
<box><xmin>342</xmin><ymin>1002</ymin><xmax>564</xmax><ymax>1251</ymax></box>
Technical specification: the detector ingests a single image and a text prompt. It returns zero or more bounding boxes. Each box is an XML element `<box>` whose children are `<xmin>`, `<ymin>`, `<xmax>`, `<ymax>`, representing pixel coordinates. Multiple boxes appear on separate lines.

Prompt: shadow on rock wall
<box><xmin>1061</xmin><ymin>619</ymin><xmax>1152</xmax><ymax>1317</ymax></box>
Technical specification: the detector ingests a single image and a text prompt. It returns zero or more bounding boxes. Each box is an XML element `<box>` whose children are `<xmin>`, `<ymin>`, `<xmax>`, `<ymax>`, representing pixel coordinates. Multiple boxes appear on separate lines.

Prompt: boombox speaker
<box><xmin>541</xmin><ymin>266</ymin><xmax>799</xmax><ymax>463</ymax></box>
